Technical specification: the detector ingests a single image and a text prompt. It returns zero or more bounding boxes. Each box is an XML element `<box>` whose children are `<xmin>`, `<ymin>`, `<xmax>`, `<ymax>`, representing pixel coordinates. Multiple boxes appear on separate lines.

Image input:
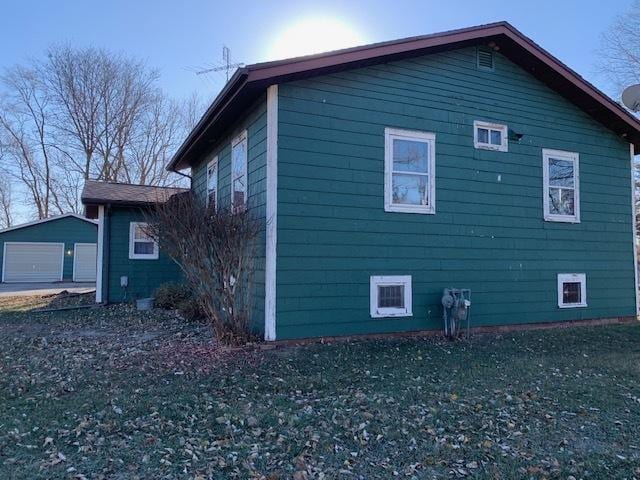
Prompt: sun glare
<box><xmin>268</xmin><ymin>17</ymin><xmax>366</xmax><ymax>60</ymax></box>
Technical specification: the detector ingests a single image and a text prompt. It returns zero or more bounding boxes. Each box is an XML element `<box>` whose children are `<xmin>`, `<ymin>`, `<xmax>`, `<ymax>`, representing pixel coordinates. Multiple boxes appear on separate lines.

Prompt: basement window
<box><xmin>557</xmin><ymin>273</ymin><xmax>587</xmax><ymax>308</ymax></box>
<box><xmin>543</xmin><ymin>149</ymin><xmax>580</xmax><ymax>223</ymax></box>
<box><xmin>129</xmin><ymin>222</ymin><xmax>158</xmax><ymax>260</ymax></box>
<box><xmin>474</xmin><ymin>121</ymin><xmax>508</xmax><ymax>152</ymax></box>
<box><xmin>370</xmin><ymin>275</ymin><xmax>413</xmax><ymax>318</ymax></box>
<box><xmin>231</xmin><ymin>131</ymin><xmax>248</xmax><ymax>212</ymax></box>
<box><xmin>384</xmin><ymin>127</ymin><xmax>436</xmax><ymax>214</ymax></box>
<box><xmin>206</xmin><ymin>155</ymin><xmax>218</xmax><ymax>210</ymax></box>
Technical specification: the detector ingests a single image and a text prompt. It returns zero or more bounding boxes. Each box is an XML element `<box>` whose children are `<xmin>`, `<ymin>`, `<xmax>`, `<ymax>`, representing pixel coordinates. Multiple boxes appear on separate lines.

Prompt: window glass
<box><xmin>232</xmin><ymin>134</ymin><xmax>247</xmax><ymax>210</ymax></box>
<box><xmin>378</xmin><ymin>285</ymin><xmax>405</xmax><ymax>308</ymax></box>
<box><xmin>477</xmin><ymin>128</ymin><xmax>489</xmax><ymax>144</ymax></box>
<box><xmin>392</xmin><ymin>174</ymin><xmax>429</xmax><ymax>206</ymax></box>
<box><xmin>490</xmin><ymin>130</ymin><xmax>502</xmax><ymax>145</ymax></box>
<box><xmin>207</xmin><ymin>159</ymin><xmax>218</xmax><ymax>209</ymax></box>
<box><xmin>562</xmin><ymin>282</ymin><xmax>582</xmax><ymax>304</ymax></box>
<box><xmin>392</xmin><ymin>139</ymin><xmax>429</xmax><ymax>173</ymax></box>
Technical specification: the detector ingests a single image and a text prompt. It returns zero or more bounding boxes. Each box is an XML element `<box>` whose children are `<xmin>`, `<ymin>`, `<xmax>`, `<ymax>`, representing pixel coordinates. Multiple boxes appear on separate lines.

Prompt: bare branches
<box><xmin>0</xmin><ymin>45</ymin><xmax>203</xmax><ymax>221</ymax></box>
<box><xmin>145</xmin><ymin>193</ymin><xmax>261</xmax><ymax>345</ymax></box>
<box><xmin>597</xmin><ymin>0</ymin><xmax>640</xmax><ymax>94</ymax></box>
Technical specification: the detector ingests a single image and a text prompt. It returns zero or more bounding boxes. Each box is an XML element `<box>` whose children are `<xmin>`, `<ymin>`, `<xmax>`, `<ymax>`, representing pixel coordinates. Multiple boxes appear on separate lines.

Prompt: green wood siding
<box><xmin>106</xmin><ymin>207</ymin><xmax>182</xmax><ymax>302</ymax></box>
<box><xmin>191</xmin><ymin>96</ymin><xmax>268</xmax><ymax>335</ymax></box>
<box><xmin>275</xmin><ymin>47</ymin><xmax>635</xmax><ymax>340</ymax></box>
<box><xmin>0</xmin><ymin>217</ymin><xmax>97</xmax><ymax>281</ymax></box>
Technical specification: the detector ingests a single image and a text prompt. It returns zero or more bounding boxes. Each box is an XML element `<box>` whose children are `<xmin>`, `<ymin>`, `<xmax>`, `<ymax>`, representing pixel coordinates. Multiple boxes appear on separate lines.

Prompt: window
<box><xmin>543</xmin><ymin>149</ymin><xmax>580</xmax><ymax>223</ymax></box>
<box><xmin>370</xmin><ymin>275</ymin><xmax>413</xmax><ymax>318</ymax></box>
<box><xmin>384</xmin><ymin>127</ymin><xmax>436</xmax><ymax>214</ymax></box>
<box><xmin>129</xmin><ymin>222</ymin><xmax>158</xmax><ymax>260</ymax></box>
<box><xmin>474</xmin><ymin>121</ymin><xmax>508</xmax><ymax>152</ymax></box>
<box><xmin>231</xmin><ymin>131</ymin><xmax>248</xmax><ymax>212</ymax></box>
<box><xmin>477</xmin><ymin>47</ymin><xmax>494</xmax><ymax>70</ymax></box>
<box><xmin>206</xmin><ymin>156</ymin><xmax>218</xmax><ymax>210</ymax></box>
<box><xmin>557</xmin><ymin>273</ymin><xmax>587</xmax><ymax>308</ymax></box>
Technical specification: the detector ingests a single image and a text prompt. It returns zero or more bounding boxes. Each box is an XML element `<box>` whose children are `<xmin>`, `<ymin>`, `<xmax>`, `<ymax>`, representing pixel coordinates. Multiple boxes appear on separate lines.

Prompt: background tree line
<box><xmin>0</xmin><ymin>45</ymin><xmax>203</xmax><ymax>228</ymax></box>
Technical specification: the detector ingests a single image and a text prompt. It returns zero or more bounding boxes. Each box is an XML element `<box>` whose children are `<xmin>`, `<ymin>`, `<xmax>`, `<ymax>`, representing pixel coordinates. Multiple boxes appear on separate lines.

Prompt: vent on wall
<box><xmin>477</xmin><ymin>48</ymin><xmax>494</xmax><ymax>71</ymax></box>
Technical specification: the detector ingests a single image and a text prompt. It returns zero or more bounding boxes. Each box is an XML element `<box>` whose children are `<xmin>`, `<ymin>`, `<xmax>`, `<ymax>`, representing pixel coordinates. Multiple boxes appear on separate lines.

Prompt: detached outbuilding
<box><xmin>0</xmin><ymin>214</ymin><xmax>98</xmax><ymax>283</ymax></box>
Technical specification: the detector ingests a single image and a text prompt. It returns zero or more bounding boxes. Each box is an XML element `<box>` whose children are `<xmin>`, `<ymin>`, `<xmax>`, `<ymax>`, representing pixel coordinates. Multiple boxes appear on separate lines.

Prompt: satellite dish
<box><xmin>622</xmin><ymin>84</ymin><xmax>640</xmax><ymax>112</ymax></box>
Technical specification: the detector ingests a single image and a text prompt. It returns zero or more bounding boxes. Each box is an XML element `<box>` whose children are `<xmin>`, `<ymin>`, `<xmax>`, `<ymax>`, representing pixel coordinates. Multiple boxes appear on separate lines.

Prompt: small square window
<box><xmin>557</xmin><ymin>273</ymin><xmax>587</xmax><ymax>308</ymax></box>
<box><xmin>474</xmin><ymin>121</ymin><xmax>508</xmax><ymax>152</ymax></box>
<box><xmin>370</xmin><ymin>275</ymin><xmax>412</xmax><ymax>318</ymax></box>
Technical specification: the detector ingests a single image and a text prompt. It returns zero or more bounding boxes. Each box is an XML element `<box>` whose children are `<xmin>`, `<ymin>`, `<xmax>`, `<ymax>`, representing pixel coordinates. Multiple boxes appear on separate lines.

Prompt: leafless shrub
<box><xmin>146</xmin><ymin>193</ymin><xmax>261</xmax><ymax>346</ymax></box>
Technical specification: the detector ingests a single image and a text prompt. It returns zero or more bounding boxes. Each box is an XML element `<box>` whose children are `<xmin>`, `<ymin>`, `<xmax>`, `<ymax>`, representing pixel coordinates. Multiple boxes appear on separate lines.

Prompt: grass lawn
<box><xmin>1</xmin><ymin>296</ymin><xmax>640</xmax><ymax>479</ymax></box>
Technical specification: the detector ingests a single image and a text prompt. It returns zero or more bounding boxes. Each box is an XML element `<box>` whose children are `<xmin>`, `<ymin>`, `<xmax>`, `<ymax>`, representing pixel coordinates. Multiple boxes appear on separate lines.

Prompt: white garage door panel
<box><xmin>73</xmin><ymin>243</ymin><xmax>97</xmax><ymax>282</ymax></box>
<box><xmin>3</xmin><ymin>243</ymin><xmax>64</xmax><ymax>283</ymax></box>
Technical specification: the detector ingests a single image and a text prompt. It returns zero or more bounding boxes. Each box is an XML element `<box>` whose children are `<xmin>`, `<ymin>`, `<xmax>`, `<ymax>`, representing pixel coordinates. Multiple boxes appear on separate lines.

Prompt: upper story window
<box><xmin>206</xmin><ymin>156</ymin><xmax>218</xmax><ymax>210</ymax></box>
<box><xmin>474</xmin><ymin>121</ymin><xmax>508</xmax><ymax>152</ymax></box>
<box><xmin>231</xmin><ymin>131</ymin><xmax>248</xmax><ymax>212</ymax></box>
<box><xmin>543</xmin><ymin>149</ymin><xmax>580</xmax><ymax>223</ymax></box>
<box><xmin>384</xmin><ymin>127</ymin><xmax>436</xmax><ymax>214</ymax></box>
<box><xmin>129</xmin><ymin>222</ymin><xmax>158</xmax><ymax>260</ymax></box>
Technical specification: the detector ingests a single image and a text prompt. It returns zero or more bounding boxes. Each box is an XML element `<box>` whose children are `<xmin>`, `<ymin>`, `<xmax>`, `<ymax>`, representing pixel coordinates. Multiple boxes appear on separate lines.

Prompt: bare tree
<box><xmin>597</xmin><ymin>1</ymin><xmax>640</xmax><ymax>94</ymax></box>
<box><xmin>0</xmin><ymin>174</ymin><xmax>13</xmax><ymax>229</ymax></box>
<box><xmin>146</xmin><ymin>193</ymin><xmax>261</xmax><ymax>345</ymax></box>
<box><xmin>0</xmin><ymin>66</ymin><xmax>54</xmax><ymax>219</ymax></box>
<box><xmin>1</xmin><ymin>45</ymin><xmax>202</xmax><ymax>221</ymax></box>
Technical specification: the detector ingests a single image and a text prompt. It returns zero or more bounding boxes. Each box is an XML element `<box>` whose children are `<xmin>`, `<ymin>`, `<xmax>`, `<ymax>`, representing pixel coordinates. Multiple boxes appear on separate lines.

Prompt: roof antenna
<box><xmin>622</xmin><ymin>84</ymin><xmax>640</xmax><ymax>112</ymax></box>
<box><xmin>197</xmin><ymin>45</ymin><xmax>245</xmax><ymax>82</ymax></box>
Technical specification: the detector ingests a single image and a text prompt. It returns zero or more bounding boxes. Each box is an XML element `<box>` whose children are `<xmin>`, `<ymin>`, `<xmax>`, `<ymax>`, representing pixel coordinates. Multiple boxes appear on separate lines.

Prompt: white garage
<box><xmin>73</xmin><ymin>243</ymin><xmax>97</xmax><ymax>282</ymax></box>
<box><xmin>0</xmin><ymin>213</ymin><xmax>98</xmax><ymax>284</ymax></box>
<box><xmin>2</xmin><ymin>242</ymin><xmax>65</xmax><ymax>283</ymax></box>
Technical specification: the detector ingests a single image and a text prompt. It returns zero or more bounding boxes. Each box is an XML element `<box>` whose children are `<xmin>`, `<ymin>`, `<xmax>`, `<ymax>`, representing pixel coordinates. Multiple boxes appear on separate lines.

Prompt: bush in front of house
<box><xmin>145</xmin><ymin>194</ymin><xmax>261</xmax><ymax>345</ymax></box>
<box><xmin>154</xmin><ymin>282</ymin><xmax>204</xmax><ymax>321</ymax></box>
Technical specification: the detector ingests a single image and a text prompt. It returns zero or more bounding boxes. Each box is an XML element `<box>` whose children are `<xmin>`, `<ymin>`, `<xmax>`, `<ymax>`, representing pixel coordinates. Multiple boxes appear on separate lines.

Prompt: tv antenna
<box><xmin>622</xmin><ymin>84</ymin><xmax>640</xmax><ymax>112</ymax></box>
<box><xmin>197</xmin><ymin>46</ymin><xmax>244</xmax><ymax>81</ymax></box>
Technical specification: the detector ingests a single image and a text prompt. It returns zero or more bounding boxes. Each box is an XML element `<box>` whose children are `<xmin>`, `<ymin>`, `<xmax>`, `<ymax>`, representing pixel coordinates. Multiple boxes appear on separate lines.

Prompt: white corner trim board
<box><xmin>632</xmin><ymin>143</ymin><xmax>639</xmax><ymax>317</ymax></box>
<box><xmin>264</xmin><ymin>84</ymin><xmax>278</xmax><ymax>341</ymax></box>
<box><xmin>96</xmin><ymin>206</ymin><xmax>105</xmax><ymax>303</ymax></box>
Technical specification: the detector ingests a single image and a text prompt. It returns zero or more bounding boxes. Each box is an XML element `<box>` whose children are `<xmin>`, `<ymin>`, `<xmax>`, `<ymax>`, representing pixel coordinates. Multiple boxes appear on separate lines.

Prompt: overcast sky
<box><xmin>0</xmin><ymin>0</ymin><xmax>634</xmax><ymax>102</ymax></box>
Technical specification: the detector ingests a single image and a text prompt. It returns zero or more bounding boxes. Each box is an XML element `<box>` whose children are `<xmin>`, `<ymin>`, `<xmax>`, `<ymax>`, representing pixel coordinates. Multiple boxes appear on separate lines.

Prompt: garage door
<box><xmin>73</xmin><ymin>243</ymin><xmax>97</xmax><ymax>282</ymax></box>
<box><xmin>3</xmin><ymin>242</ymin><xmax>64</xmax><ymax>283</ymax></box>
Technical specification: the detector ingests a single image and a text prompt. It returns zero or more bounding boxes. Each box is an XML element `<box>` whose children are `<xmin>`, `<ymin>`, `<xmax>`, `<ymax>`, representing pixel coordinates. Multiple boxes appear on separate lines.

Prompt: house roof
<box><xmin>0</xmin><ymin>213</ymin><xmax>97</xmax><ymax>235</ymax></box>
<box><xmin>81</xmin><ymin>180</ymin><xmax>188</xmax><ymax>207</ymax></box>
<box><xmin>168</xmin><ymin>21</ymin><xmax>640</xmax><ymax>171</ymax></box>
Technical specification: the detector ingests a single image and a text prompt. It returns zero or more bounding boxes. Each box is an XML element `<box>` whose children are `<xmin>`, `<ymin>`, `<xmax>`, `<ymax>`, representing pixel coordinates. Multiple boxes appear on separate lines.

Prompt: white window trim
<box><xmin>231</xmin><ymin>130</ymin><xmax>248</xmax><ymax>211</ymax></box>
<box><xmin>128</xmin><ymin>222</ymin><xmax>159</xmax><ymax>260</ymax></box>
<box><xmin>384</xmin><ymin>127</ymin><xmax>436</xmax><ymax>215</ymax></box>
<box><xmin>370</xmin><ymin>275</ymin><xmax>413</xmax><ymax>318</ymax></box>
<box><xmin>473</xmin><ymin>120</ymin><xmax>508</xmax><ymax>152</ymax></box>
<box><xmin>557</xmin><ymin>273</ymin><xmax>587</xmax><ymax>308</ymax></box>
<box><xmin>206</xmin><ymin>155</ymin><xmax>218</xmax><ymax>210</ymax></box>
<box><xmin>543</xmin><ymin>149</ymin><xmax>580</xmax><ymax>223</ymax></box>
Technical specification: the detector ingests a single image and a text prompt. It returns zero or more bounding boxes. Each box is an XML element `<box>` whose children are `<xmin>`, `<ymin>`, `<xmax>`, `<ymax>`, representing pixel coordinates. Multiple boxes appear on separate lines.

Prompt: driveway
<box><xmin>0</xmin><ymin>282</ymin><xmax>96</xmax><ymax>297</ymax></box>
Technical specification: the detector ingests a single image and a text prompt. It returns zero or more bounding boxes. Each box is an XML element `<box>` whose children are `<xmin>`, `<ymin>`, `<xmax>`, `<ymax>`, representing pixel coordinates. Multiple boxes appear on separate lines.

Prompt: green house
<box><xmin>93</xmin><ymin>22</ymin><xmax>640</xmax><ymax>341</ymax></box>
<box><xmin>0</xmin><ymin>214</ymin><xmax>97</xmax><ymax>283</ymax></box>
<box><xmin>81</xmin><ymin>181</ymin><xmax>185</xmax><ymax>303</ymax></box>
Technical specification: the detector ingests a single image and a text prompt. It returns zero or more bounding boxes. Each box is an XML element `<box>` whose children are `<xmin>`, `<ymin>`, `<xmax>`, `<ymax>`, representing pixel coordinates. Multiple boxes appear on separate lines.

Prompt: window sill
<box><xmin>558</xmin><ymin>303</ymin><xmax>587</xmax><ymax>309</ymax></box>
<box><xmin>544</xmin><ymin>215</ymin><xmax>580</xmax><ymax>224</ymax></box>
<box><xmin>129</xmin><ymin>255</ymin><xmax>159</xmax><ymax>260</ymax></box>
<box><xmin>474</xmin><ymin>143</ymin><xmax>508</xmax><ymax>152</ymax></box>
<box><xmin>371</xmin><ymin>311</ymin><xmax>413</xmax><ymax>319</ymax></box>
<box><xmin>385</xmin><ymin>204</ymin><xmax>435</xmax><ymax>215</ymax></box>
